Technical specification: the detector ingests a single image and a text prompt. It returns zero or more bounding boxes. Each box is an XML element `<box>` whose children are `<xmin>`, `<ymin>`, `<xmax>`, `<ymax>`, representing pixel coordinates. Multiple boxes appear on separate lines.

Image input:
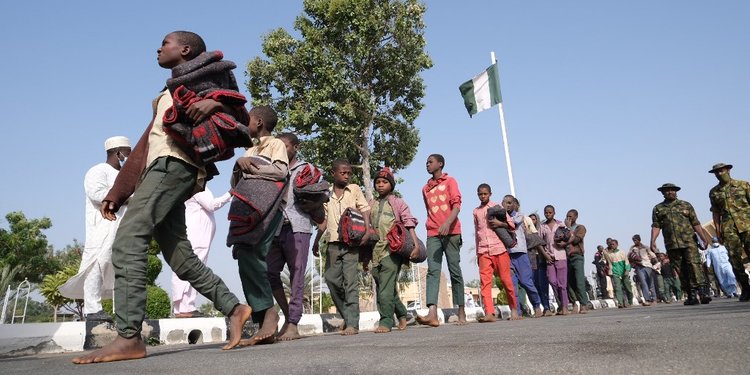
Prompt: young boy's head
<box><xmin>374</xmin><ymin>167</ymin><xmax>396</xmax><ymax>196</ymax></box>
<box><xmin>543</xmin><ymin>205</ymin><xmax>555</xmax><ymax>221</ymax></box>
<box><xmin>502</xmin><ymin>194</ymin><xmax>517</xmax><ymax>212</ymax></box>
<box><xmin>476</xmin><ymin>183</ymin><xmax>492</xmax><ymax>205</ymax></box>
<box><xmin>278</xmin><ymin>132</ymin><xmax>299</xmax><ymax>161</ymax></box>
<box><xmin>248</xmin><ymin>105</ymin><xmax>278</xmax><ymax>137</ymax></box>
<box><xmin>158</xmin><ymin>31</ymin><xmax>206</xmax><ymax>69</ymax></box>
<box><xmin>426</xmin><ymin>154</ymin><xmax>445</xmax><ymax>175</ymax></box>
<box><xmin>331</xmin><ymin>159</ymin><xmax>352</xmax><ymax>187</ymax></box>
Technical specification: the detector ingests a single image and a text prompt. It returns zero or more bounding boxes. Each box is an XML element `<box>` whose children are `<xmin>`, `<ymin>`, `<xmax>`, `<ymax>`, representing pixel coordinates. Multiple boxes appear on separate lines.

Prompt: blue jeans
<box><xmin>635</xmin><ymin>267</ymin><xmax>656</xmax><ymax>302</ymax></box>
<box><xmin>509</xmin><ymin>252</ymin><xmax>542</xmax><ymax>313</ymax></box>
<box><xmin>534</xmin><ymin>256</ymin><xmax>551</xmax><ymax>310</ymax></box>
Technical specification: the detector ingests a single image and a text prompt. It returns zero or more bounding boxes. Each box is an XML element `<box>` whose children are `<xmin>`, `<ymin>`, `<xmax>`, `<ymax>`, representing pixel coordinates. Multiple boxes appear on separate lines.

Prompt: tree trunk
<box><xmin>361</xmin><ymin>123</ymin><xmax>373</xmax><ymax>200</ymax></box>
<box><xmin>53</xmin><ymin>305</ymin><xmax>58</xmax><ymax>323</ymax></box>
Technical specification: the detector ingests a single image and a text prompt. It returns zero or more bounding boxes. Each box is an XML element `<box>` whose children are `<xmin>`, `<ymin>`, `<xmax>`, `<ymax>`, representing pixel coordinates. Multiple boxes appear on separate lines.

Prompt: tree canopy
<box><xmin>0</xmin><ymin>211</ymin><xmax>58</xmax><ymax>283</ymax></box>
<box><xmin>247</xmin><ymin>0</ymin><xmax>432</xmax><ymax>198</ymax></box>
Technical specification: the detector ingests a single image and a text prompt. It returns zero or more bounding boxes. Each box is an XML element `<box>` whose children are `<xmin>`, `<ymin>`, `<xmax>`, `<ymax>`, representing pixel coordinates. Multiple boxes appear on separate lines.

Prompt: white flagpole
<box><xmin>490</xmin><ymin>51</ymin><xmax>516</xmax><ymax>197</ymax></box>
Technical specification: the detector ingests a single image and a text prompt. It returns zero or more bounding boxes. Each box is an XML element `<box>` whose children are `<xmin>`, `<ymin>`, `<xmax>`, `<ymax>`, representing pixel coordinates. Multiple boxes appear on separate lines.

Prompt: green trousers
<box><xmin>112</xmin><ymin>157</ymin><xmax>239</xmax><ymax>338</ymax></box>
<box><xmin>667</xmin><ymin>245</ymin><xmax>706</xmax><ymax>290</ymax></box>
<box><xmin>568</xmin><ymin>254</ymin><xmax>590</xmax><ymax>305</ymax></box>
<box><xmin>612</xmin><ymin>273</ymin><xmax>633</xmax><ymax>306</ymax></box>
<box><xmin>663</xmin><ymin>277</ymin><xmax>683</xmax><ymax>300</ymax></box>
<box><xmin>721</xmin><ymin>219</ymin><xmax>750</xmax><ymax>288</ymax></box>
<box><xmin>325</xmin><ymin>243</ymin><xmax>360</xmax><ymax>329</ymax></box>
<box><xmin>371</xmin><ymin>253</ymin><xmax>408</xmax><ymax>328</ymax></box>
<box><xmin>235</xmin><ymin>211</ymin><xmax>283</xmax><ymax>324</ymax></box>
<box><xmin>426</xmin><ymin>235</ymin><xmax>464</xmax><ymax>307</ymax></box>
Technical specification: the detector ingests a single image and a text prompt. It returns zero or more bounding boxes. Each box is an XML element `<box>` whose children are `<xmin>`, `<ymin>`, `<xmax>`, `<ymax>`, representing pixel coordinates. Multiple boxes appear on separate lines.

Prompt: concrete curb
<box><xmin>0</xmin><ymin>299</ymin><xmax>624</xmax><ymax>358</ymax></box>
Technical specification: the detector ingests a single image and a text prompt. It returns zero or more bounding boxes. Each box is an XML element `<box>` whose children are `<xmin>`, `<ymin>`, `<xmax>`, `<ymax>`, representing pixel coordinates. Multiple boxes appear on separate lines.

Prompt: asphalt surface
<box><xmin>2</xmin><ymin>298</ymin><xmax>748</xmax><ymax>375</ymax></box>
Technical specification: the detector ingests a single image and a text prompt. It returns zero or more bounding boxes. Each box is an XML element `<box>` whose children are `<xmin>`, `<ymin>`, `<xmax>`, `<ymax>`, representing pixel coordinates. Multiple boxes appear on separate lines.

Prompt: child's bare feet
<box><xmin>341</xmin><ymin>327</ymin><xmax>359</xmax><ymax>335</ymax></box>
<box><xmin>415</xmin><ymin>306</ymin><xmax>440</xmax><ymax>327</ymax></box>
<box><xmin>560</xmin><ymin>307</ymin><xmax>569</xmax><ymax>316</ymax></box>
<box><xmin>509</xmin><ymin>310</ymin><xmax>522</xmax><ymax>320</ymax></box>
<box><xmin>223</xmin><ymin>304</ymin><xmax>252</xmax><ymax>350</ymax></box>
<box><xmin>456</xmin><ymin>305</ymin><xmax>468</xmax><ymax>325</ymax></box>
<box><xmin>543</xmin><ymin>309</ymin><xmax>555</xmax><ymax>317</ymax></box>
<box><xmin>277</xmin><ymin>323</ymin><xmax>301</xmax><ymax>341</ymax></box>
<box><xmin>397</xmin><ymin>317</ymin><xmax>408</xmax><ymax>330</ymax></box>
<box><xmin>533</xmin><ymin>306</ymin><xmax>543</xmax><ymax>318</ymax></box>
<box><xmin>374</xmin><ymin>326</ymin><xmax>391</xmax><ymax>333</ymax></box>
<box><xmin>477</xmin><ymin>314</ymin><xmax>497</xmax><ymax>323</ymax></box>
<box><xmin>72</xmin><ymin>335</ymin><xmax>146</xmax><ymax>364</ymax></box>
<box><xmin>239</xmin><ymin>309</ymin><xmax>279</xmax><ymax>346</ymax></box>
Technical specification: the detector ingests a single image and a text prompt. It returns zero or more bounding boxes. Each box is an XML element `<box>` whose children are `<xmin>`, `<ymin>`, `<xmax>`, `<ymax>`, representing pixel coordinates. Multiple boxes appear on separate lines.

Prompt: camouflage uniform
<box><xmin>709</xmin><ymin>179</ymin><xmax>750</xmax><ymax>288</ymax></box>
<box><xmin>652</xmin><ymin>199</ymin><xmax>706</xmax><ymax>290</ymax></box>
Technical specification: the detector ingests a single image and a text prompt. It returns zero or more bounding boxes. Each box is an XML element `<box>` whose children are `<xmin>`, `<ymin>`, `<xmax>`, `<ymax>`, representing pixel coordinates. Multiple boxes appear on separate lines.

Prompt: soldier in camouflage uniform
<box><xmin>708</xmin><ymin>163</ymin><xmax>750</xmax><ymax>301</ymax></box>
<box><xmin>650</xmin><ymin>183</ymin><xmax>712</xmax><ymax>305</ymax></box>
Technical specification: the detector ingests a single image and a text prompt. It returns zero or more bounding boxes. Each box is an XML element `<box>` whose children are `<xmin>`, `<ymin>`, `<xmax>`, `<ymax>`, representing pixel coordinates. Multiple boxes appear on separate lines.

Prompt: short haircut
<box><xmin>277</xmin><ymin>132</ymin><xmax>299</xmax><ymax>146</ymax></box>
<box><xmin>249</xmin><ymin>105</ymin><xmax>278</xmax><ymax>131</ymax></box>
<box><xmin>568</xmin><ymin>209</ymin><xmax>578</xmax><ymax>216</ymax></box>
<box><xmin>477</xmin><ymin>183</ymin><xmax>491</xmax><ymax>192</ymax></box>
<box><xmin>332</xmin><ymin>158</ymin><xmax>351</xmax><ymax>171</ymax></box>
<box><xmin>170</xmin><ymin>31</ymin><xmax>206</xmax><ymax>59</ymax></box>
<box><xmin>428</xmin><ymin>154</ymin><xmax>445</xmax><ymax>168</ymax></box>
<box><xmin>611</xmin><ymin>239</ymin><xmax>619</xmax><ymax>245</ymax></box>
<box><xmin>503</xmin><ymin>194</ymin><xmax>519</xmax><ymax>205</ymax></box>
<box><xmin>544</xmin><ymin>205</ymin><xmax>555</xmax><ymax>212</ymax></box>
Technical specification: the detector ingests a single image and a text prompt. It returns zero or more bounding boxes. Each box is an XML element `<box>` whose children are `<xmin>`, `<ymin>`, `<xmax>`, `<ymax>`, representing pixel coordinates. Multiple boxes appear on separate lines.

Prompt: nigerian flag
<box><xmin>459</xmin><ymin>63</ymin><xmax>502</xmax><ymax>117</ymax></box>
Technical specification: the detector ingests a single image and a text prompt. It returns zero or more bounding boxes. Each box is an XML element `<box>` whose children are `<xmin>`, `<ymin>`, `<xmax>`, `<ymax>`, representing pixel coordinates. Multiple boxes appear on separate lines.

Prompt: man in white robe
<box><xmin>60</xmin><ymin>136</ymin><xmax>131</xmax><ymax>321</ymax></box>
<box><xmin>171</xmin><ymin>187</ymin><xmax>231</xmax><ymax>317</ymax></box>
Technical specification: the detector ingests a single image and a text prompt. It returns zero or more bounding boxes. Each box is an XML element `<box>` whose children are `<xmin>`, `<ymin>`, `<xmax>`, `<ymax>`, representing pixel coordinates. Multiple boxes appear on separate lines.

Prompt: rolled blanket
<box><xmin>162</xmin><ymin>50</ymin><xmax>251</xmax><ymax>165</ymax></box>
<box><xmin>292</xmin><ymin>165</ymin><xmax>328</xmax><ymax>224</ymax></box>
<box><xmin>295</xmin><ymin>164</ymin><xmax>323</xmax><ymax>189</ymax></box>
<box><xmin>227</xmin><ymin>156</ymin><xmax>288</xmax><ymax>250</ymax></box>
<box><xmin>487</xmin><ymin>205</ymin><xmax>516</xmax><ymax>248</ymax></box>
<box><xmin>387</xmin><ymin>222</ymin><xmax>426</xmax><ymax>263</ymax></box>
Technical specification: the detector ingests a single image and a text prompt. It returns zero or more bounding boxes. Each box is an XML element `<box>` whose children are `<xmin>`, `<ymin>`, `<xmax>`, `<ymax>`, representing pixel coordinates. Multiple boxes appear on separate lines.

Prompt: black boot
<box><xmin>699</xmin><ymin>287</ymin><xmax>712</xmax><ymax>304</ymax></box>
<box><xmin>739</xmin><ymin>286</ymin><xmax>750</xmax><ymax>302</ymax></box>
<box><xmin>684</xmin><ymin>290</ymin><xmax>700</xmax><ymax>305</ymax></box>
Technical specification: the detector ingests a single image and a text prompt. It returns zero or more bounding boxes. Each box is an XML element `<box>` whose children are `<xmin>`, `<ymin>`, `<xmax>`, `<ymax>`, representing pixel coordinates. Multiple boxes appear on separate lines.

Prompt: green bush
<box><xmin>146</xmin><ymin>285</ymin><xmax>171</xmax><ymax>319</ymax></box>
<box><xmin>147</xmin><ymin>254</ymin><xmax>162</xmax><ymax>285</ymax></box>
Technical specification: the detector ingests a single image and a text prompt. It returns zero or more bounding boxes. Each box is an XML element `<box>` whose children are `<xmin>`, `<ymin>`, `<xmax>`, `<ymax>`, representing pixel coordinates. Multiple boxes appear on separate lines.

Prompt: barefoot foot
<box><xmin>277</xmin><ymin>323</ymin><xmax>301</xmax><ymax>341</ymax></box>
<box><xmin>397</xmin><ymin>317</ymin><xmax>408</xmax><ymax>331</ymax></box>
<box><xmin>477</xmin><ymin>314</ymin><xmax>497</xmax><ymax>323</ymax></box>
<box><xmin>509</xmin><ymin>310</ymin><xmax>522</xmax><ymax>321</ymax></box>
<box><xmin>72</xmin><ymin>335</ymin><xmax>146</xmax><ymax>364</ymax></box>
<box><xmin>534</xmin><ymin>307</ymin><xmax>543</xmax><ymax>318</ymax></box>
<box><xmin>456</xmin><ymin>306</ymin><xmax>468</xmax><ymax>325</ymax></box>
<box><xmin>374</xmin><ymin>326</ymin><xmax>392</xmax><ymax>333</ymax></box>
<box><xmin>341</xmin><ymin>327</ymin><xmax>359</xmax><ymax>336</ymax></box>
<box><xmin>223</xmin><ymin>304</ymin><xmax>252</xmax><ymax>350</ymax></box>
<box><xmin>415</xmin><ymin>314</ymin><xmax>440</xmax><ymax>327</ymax></box>
<box><xmin>239</xmin><ymin>309</ymin><xmax>279</xmax><ymax>346</ymax></box>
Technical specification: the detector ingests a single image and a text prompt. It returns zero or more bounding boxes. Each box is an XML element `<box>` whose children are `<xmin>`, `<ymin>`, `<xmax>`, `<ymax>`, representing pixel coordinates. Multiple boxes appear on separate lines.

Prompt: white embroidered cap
<box><xmin>104</xmin><ymin>136</ymin><xmax>131</xmax><ymax>151</ymax></box>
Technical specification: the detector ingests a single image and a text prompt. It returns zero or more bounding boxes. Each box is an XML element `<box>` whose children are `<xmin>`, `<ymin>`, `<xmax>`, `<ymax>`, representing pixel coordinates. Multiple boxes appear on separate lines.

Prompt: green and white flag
<box><xmin>459</xmin><ymin>63</ymin><xmax>502</xmax><ymax>117</ymax></box>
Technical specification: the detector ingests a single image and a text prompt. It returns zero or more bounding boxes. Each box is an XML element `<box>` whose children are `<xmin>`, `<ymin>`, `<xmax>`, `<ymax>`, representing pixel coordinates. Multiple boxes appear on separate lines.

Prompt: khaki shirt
<box><xmin>241</xmin><ymin>136</ymin><xmax>289</xmax><ymax>179</ymax></box>
<box><xmin>146</xmin><ymin>90</ymin><xmax>205</xmax><ymax>182</ymax></box>
<box><xmin>324</xmin><ymin>184</ymin><xmax>370</xmax><ymax>242</ymax></box>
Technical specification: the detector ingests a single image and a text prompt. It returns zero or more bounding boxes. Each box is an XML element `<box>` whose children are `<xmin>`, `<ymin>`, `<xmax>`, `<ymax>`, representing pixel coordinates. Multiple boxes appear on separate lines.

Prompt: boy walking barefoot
<box><xmin>73</xmin><ymin>31</ymin><xmax>251</xmax><ymax>364</ymax></box>
<box><xmin>416</xmin><ymin>154</ymin><xmax>467</xmax><ymax>326</ymax></box>
<box><xmin>473</xmin><ymin>184</ymin><xmax>519</xmax><ymax>322</ymax></box>
<box><xmin>312</xmin><ymin>159</ymin><xmax>371</xmax><ymax>335</ymax></box>
<box><xmin>231</xmin><ymin>106</ymin><xmax>289</xmax><ymax>346</ymax></box>
<box><xmin>369</xmin><ymin>167</ymin><xmax>420</xmax><ymax>333</ymax></box>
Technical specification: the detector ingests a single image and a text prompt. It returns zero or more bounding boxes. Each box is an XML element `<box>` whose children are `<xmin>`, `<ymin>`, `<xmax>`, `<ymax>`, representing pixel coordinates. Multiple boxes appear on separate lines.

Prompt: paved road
<box><xmin>2</xmin><ymin>298</ymin><xmax>748</xmax><ymax>374</ymax></box>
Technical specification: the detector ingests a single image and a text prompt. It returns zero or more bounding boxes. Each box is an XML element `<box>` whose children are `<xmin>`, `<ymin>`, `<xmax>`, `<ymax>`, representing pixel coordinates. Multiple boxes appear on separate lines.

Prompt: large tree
<box><xmin>0</xmin><ymin>211</ymin><xmax>58</xmax><ymax>283</ymax></box>
<box><xmin>247</xmin><ymin>0</ymin><xmax>432</xmax><ymax>198</ymax></box>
